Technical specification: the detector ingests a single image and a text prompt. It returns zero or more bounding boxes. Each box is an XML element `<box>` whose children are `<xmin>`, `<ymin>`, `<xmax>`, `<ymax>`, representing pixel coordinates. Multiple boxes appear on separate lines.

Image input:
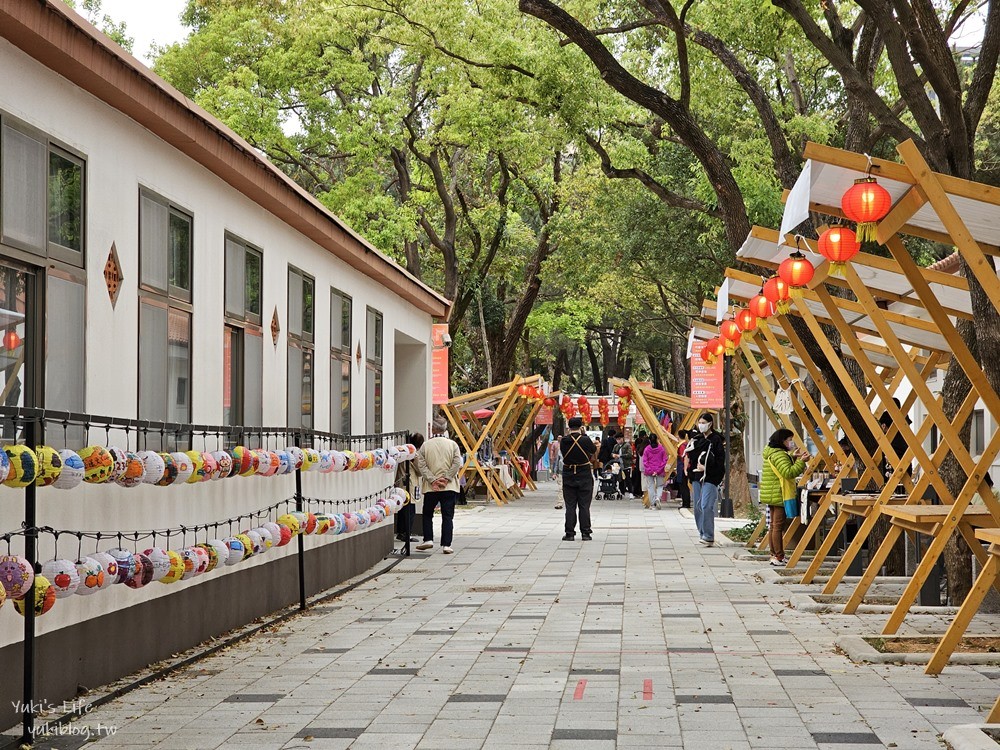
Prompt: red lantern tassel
<box><xmin>828</xmin><ymin>261</ymin><xmax>848</xmax><ymax>278</ymax></box>
<box><xmin>776</xmin><ymin>299</ymin><xmax>792</xmax><ymax>315</ymax></box>
<box><xmin>724</xmin><ymin>339</ymin><xmax>736</xmax><ymax>355</ymax></box>
<box><xmin>855</xmin><ymin>221</ymin><xmax>877</xmax><ymax>243</ymax></box>
<box><xmin>789</xmin><ymin>287</ymin><xmax>805</xmax><ymax>300</ymax></box>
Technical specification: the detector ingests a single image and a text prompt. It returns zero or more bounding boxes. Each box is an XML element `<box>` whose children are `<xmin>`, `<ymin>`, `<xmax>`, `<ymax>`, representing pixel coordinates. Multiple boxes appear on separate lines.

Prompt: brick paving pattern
<box><xmin>27</xmin><ymin>482</ymin><xmax>1000</xmax><ymax>749</ymax></box>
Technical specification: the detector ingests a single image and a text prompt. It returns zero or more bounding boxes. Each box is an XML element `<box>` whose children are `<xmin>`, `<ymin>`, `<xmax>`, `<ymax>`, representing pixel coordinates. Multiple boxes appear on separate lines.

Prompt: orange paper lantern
<box><xmin>841</xmin><ymin>177</ymin><xmax>892</xmax><ymax>242</ymax></box>
<box><xmin>763</xmin><ymin>276</ymin><xmax>791</xmax><ymax>315</ymax></box>
<box><xmin>778</xmin><ymin>251</ymin><xmax>814</xmax><ymax>299</ymax></box>
<box><xmin>817</xmin><ymin>225</ymin><xmax>860</xmax><ymax>276</ymax></box>
<box><xmin>735</xmin><ymin>308</ymin><xmax>757</xmax><ymax>335</ymax></box>
<box><xmin>720</xmin><ymin>320</ymin><xmax>742</xmax><ymax>354</ymax></box>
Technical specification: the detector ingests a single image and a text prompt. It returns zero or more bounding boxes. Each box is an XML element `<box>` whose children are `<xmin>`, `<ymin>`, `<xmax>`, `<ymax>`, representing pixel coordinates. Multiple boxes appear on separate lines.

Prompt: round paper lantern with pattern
<box><xmin>330</xmin><ymin>451</ymin><xmax>348</xmax><ymax>472</ymax></box>
<box><xmin>223</xmin><ymin>537</ymin><xmax>246</xmax><ymax>565</ymax></box>
<box><xmin>51</xmin><ymin>449</ymin><xmax>84</xmax><ymax>491</ymax></box>
<box><xmin>251</xmin><ymin>449</ymin><xmax>270</xmax><ymax>475</ymax></box>
<box><xmin>115</xmin><ymin>452</ymin><xmax>145</xmax><ymax>488</ymax></box>
<box><xmin>243</xmin><ymin>530</ymin><xmax>264</xmax><ymax>555</ymax></box>
<box><xmin>841</xmin><ymin>176</ymin><xmax>892</xmax><ymax>242</ymax></box>
<box><xmin>33</xmin><ymin>446</ymin><xmax>63</xmax><ymax>487</ymax></box>
<box><xmin>142</xmin><ymin>548</ymin><xmax>172</xmax><ymax>582</ymax></box>
<box><xmin>207</xmin><ymin>540</ymin><xmax>230</xmax><ymax>571</ymax></box>
<box><xmin>199</xmin><ymin>452</ymin><xmax>218</xmax><ymax>482</ymax></box>
<box><xmin>91</xmin><ymin>552</ymin><xmax>118</xmax><ymax>591</ymax></box>
<box><xmin>261</xmin><ymin>522</ymin><xmax>282</xmax><ymax>545</ymax></box>
<box><xmin>383</xmin><ymin>456</ymin><xmax>398</xmax><ymax>474</ymax></box>
<box><xmin>277</xmin><ymin>513</ymin><xmax>301</xmax><ymax>536</ymax></box>
<box><xmin>106</xmin><ymin>446</ymin><xmax>129</xmax><ymax>483</ymax></box>
<box><xmin>0</xmin><ymin>448</ymin><xmax>9</xmax><ymax>484</ymax></box>
<box><xmin>78</xmin><ymin>446</ymin><xmax>114</xmax><ymax>484</ymax></box>
<box><xmin>303</xmin><ymin>448</ymin><xmax>320</xmax><ymax>471</ymax></box>
<box><xmin>344</xmin><ymin>450</ymin><xmax>360</xmax><ymax>471</ymax></box>
<box><xmin>4</xmin><ymin>445</ymin><xmax>38</xmax><ymax>487</ymax></box>
<box><xmin>125</xmin><ymin>553</ymin><xmax>155</xmax><ymax>590</ymax></box>
<box><xmin>314</xmin><ymin>515</ymin><xmax>331</xmax><ymax>535</ymax></box>
<box><xmin>263</xmin><ymin>451</ymin><xmax>282</xmax><ymax>477</ymax></box>
<box><xmin>14</xmin><ymin>575</ymin><xmax>55</xmax><ymax>617</ymax></box>
<box><xmin>234</xmin><ymin>533</ymin><xmax>255</xmax><ymax>560</ymax></box>
<box><xmin>160</xmin><ymin>550</ymin><xmax>185</xmax><ymax>583</ymax></box>
<box><xmin>137</xmin><ymin>450</ymin><xmax>166</xmax><ymax>485</ymax></box>
<box><xmin>254</xmin><ymin>526</ymin><xmax>274</xmax><ymax>549</ymax></box>
<box><xmin>286</xmin><ymin>446</ymin><xmax>304</xmax><ymax>470</ymax></box>
<box><xmin>329</xmin><ymin>515</ymin><xmax>344</xmax><ymax>535</ymax></box>
<box><xmin>170</xmin><ymin>452</ymin><xmax>194</xmax><ymax>484</ymax></box>
<box><xmin>180</xmin><ymin>547</ymin><xmax>201</xmax><ymax>579</ymax></box>
<box><xmin>196</xmin><ymin>543</ymin><xmax>220</xmax><ymax>573</ymax></box>
<box><xmin>318</xmin><ymin>451</ymin><xmax>334</xmax><ymax>473</ymax></box>
<box><xmin>210</xmin><ymin>450</ymin><xmax>233</xmax><ymax>480</ymax></box>
<box><xmin>74</xmin><ymin>557</ymin><xmax>104</xmax><ymax>595</ymax></box>
<box><xmin>274</xmin><ymin>524</ymin><xmax>293</xmax><ymax>547</ymax></box>
<box><xmin>276</xmin><ymin>451</ymin><xmax>293</xmax><ymax>475</ymax></box>
<box><xmin>231</xmin><ymin>446</ymin><xmax>255</xmax><ymax>477</ymax></box>
<box><xmin>0</xmin><ymin>580</ymin><xmax>5</xmax><ymax>610</ymax></box>
<box><xmin>303</xmin><ymin>513</ymin><xmax>318</xmax><ymax>535</ymax></box>
<box><xmin>343</xmin><ymin>514</ymin><xmax>358</xmax><ymax>533</ymax></box>
<box><xmin>0</xmin><ymin>555</ymin><xmax>34</xmax><ymax>599</ymax></box>
<box><xmin>155</xmin><ymin>453</ymin><xmax>179</xmax><ymax>486</ymax></box>
<box><xmin>41</xmin><ymin>558</ymin><xmax>80</xmax><ymax>598</ymax></box>
<box><xmin>192</xmin><ymin>546</ymin><xmax>210</xmax><ymax>574</ymax></box>
<box><xmin>183</xmin><ymin>450</ymin><xmax>205</xmax><ymax>484</ymax></box>
<box><xmin>354</xmin><ymin>511</ymin><xmax>370</xmax><ymax>530</ymax></box>
<box><xmin>106</xmin><ymin>548</ymin><xmax>136</xmax><ymax>584</ymax></box>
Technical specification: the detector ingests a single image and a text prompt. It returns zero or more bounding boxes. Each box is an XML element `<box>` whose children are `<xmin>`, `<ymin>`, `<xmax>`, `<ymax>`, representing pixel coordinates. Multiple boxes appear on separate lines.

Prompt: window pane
<box><xmin>140</xmin><ymin>195</ymin><xmax>168</xmax><ymax>291</ymax></box>
<box><xmin>48</xmin><ymin>150</ymin><xmax>83</xmax><ymax>253</ymax></box>
<box><xmin>331</xmin><ymin>291</ymin><xmax>343</xmax><ymax>351</ymax></box>
<box><xmin>302</xmin><ymin>347</ymin><xmax>313</xmax><ymax>428</ymax></box>
<box><xmin>245</xmin><ymin>249</ymin><xmax>261</xmax><ymax>319</ymax></box>
<box><xmin>168</xmin><ymin>309</ymin><xmax>190</xmax><ymax>423</ymax></box>
<box><xmin>366</xmin><ymin>308</ymin><xmax>376</xmax><ymax>363</ymax></box>
<box><xmin>287</xmin><ymin>345</ymin><xmax>302</xmax><ymax>428</ymax></box>
<box><xmin>302</xmin><ymin>276</ymin><xmax>314</xmax><ymax>339</ymax></box>
<box><xmin>223</xmin><ymin>325</ymin><xmax>238</xmax><ymax>426</ymax></box>
<box><xmin>168</xmin><ymin>211</ymin><xmax>191</xmax><ymax>298</ymax></box>
<box><xmin>46</xmin><ymin>275</ymin><xmax>85</xmax><ymax>412</ymax></box>
<box><xmin>366</xmin><ymin>366</ymin><xmax>382</xmax><ymax>434</ymax></box>
<box><xmin>138</xmin><ymin>302</ymin><xmax>167</xmax><ymax>420</ymax></box>
<box><xmin>244</xmin><ymin>330</ymin><xmax>263</xmax><ymax>426</ymax></box>
<box><xmin>2</xmin><ymin>124</ymin><xmax>46</xmax><ymax>252</ymax></box>
<box><xmin>330</xmin><ymin>357</ymin><xmax>351</xmax><ymax>435</ymax></box>
<box><xmin>341</xmin><ymin>297</ymin><xmax>351</xmax><ymax>353</ymax></box>
<box><xmin>0</xmin><ymin>266</ymin><xmax>29</xmax><ymax>411</ymax></box>
<box><xmin>288</xmin><ymin>270</ymin><xmax>302</xmax><ymax>337</ymax></box>
<box><xmin>224</xmin><ymin>238</ymin><xmax>245</xmax><ymax>318</ymax></box>
<box><xmin>375</xmin><ymin>312</ymin><xmax>383</xmax><ymax>363</ymax></box>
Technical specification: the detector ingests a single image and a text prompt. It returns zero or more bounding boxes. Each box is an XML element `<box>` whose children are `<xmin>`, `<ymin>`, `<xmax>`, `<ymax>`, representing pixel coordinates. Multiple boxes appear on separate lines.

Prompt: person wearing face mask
<box><xmin>760</xmin><ymin>428</ymin><xmax>809</xmax><ymax>566</ymax></box>
<box><xmin>686</xmin><ymin>413</ymin><xmax>726</xmax><ymax>546</ymax></box>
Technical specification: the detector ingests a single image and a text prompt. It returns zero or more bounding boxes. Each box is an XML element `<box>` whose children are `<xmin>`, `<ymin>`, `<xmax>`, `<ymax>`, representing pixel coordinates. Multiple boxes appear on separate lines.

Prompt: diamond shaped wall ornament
<box><xmin>104</xmin><ymin>242</ymin><xmax>123</xmax><ymax>308</ymax></box>
<box><xmin>271</xmin><ymin>307</ymin><xmax>280</xmax><ymax>346</ymax></box>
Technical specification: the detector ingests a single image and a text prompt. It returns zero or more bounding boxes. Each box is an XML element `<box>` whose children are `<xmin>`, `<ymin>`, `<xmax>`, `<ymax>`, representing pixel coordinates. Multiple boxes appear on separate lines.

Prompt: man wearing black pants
<box><xmin>415</xmin><ymin>420</ymin><xmax>463</xmax><ymax>554</ymax></box>
<box><xmin>560</xmin><ymin>417</ymin><xmax>597</xmax><ymax>541</ymax></box>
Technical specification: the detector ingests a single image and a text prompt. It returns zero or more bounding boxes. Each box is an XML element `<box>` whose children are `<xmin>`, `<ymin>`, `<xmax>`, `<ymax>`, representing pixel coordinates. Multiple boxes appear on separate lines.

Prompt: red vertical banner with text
<box><xmin>690</xmin><ymin>341</ymin><xmax>724</xmax><ymax>409</ymax></box>
<box><xmin>535</xmin><ymin>404</ymin><xmax>554</xmax><ymax>425</ymax></box>
<box><xmin>431</xmin><ymin>324</ymin><xmax>450</xmax><ymax>404</ymax></box>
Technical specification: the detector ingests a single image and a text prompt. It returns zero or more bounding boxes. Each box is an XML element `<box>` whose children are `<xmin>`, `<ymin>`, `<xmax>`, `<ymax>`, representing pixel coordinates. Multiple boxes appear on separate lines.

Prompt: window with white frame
<box><xmin>138</xmin><ymin>189</ymin><xmax>192</xmax><ymax>424</ymax></box>
<box><xmin>224</xmin><ymin>234</ymin><xmax>262</xmax><ymax>427</ymax></box>
<box><xmin>331</xmin><ymin>288</ymin><xmax>352</xmax><ymax>434</ymax></box>
<box><xmin>287</xmin><ymin>266</ymin><xmax>314</xmax><ymax>429</ymax></box>
<box><xmin>366</xmin><ymin>306</ymin><xmax>383</xmax><ymax>433</ymax></box>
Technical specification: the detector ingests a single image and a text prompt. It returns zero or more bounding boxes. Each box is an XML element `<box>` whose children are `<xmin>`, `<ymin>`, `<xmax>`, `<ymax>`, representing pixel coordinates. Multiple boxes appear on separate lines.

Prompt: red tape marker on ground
<box><xmin>643</xmin><ymin>679</ymin><xmax>653</xmax><ymax>700</ymax></box>
<box><xmin>574</xmin><ymin>679</ymin><xmax>587</xmax><ymax>700</ymax></box>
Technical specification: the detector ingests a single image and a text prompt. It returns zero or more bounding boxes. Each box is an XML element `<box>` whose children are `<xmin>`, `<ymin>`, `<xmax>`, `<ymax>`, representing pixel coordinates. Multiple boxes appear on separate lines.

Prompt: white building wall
<box><xmin>0</xmin><ymin>39</ymin><xmax>434</xmax><ymax>646</ymax></box>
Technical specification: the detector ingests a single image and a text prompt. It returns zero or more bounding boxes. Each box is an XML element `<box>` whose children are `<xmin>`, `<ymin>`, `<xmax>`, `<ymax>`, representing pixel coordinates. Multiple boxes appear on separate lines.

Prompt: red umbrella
<box><xmin>465</xmin><ymin>408</ymin><xmax>494</xmax><ymax>420</ymax></box>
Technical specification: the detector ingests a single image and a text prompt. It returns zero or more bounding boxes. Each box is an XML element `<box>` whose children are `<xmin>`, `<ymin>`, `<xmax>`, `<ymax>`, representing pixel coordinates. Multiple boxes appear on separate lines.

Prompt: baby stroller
<box><xmin>596</xmin><ymin>459</ymin><xmax>623</xmax><ymax>501</ymax></box>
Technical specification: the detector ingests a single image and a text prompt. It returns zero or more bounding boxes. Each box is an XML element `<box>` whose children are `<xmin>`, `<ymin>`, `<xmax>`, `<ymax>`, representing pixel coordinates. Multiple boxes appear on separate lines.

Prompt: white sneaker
<box><xmin>415</xmin><ymin>541</ymin><xmax>434</xmax><ymax>551</ymax></box>
<box><xmin>442</xmin><ymin>546</ymin><xmax>454</xmax><ymax>554</ymax></box>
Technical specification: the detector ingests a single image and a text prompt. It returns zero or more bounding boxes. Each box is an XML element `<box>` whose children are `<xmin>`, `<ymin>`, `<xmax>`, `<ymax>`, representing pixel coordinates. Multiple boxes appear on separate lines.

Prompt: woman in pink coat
<box><xmin>641</xmin><ymin>434</ymin><xmax>668</xmax><ymax>509</ymax></box>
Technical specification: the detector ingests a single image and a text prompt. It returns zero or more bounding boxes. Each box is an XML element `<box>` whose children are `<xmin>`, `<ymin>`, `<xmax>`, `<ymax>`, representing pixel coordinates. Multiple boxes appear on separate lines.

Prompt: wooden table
<box><xmin>797</xmin><ymin>494</ymin><xmax>907</xmax><ymax>583</ymax></box>
<box><xmin>926</xmin><ymin>526</ymin><xmax>1000</xmax><ymax>675</ymax></box>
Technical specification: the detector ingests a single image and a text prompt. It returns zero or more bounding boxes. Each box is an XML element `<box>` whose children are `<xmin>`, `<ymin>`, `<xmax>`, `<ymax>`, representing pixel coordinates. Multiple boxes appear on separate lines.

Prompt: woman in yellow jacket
<box><xmin>760</xmin><ymin>429</ymin><xmax>809</xmax><ymax>567</ymax></box>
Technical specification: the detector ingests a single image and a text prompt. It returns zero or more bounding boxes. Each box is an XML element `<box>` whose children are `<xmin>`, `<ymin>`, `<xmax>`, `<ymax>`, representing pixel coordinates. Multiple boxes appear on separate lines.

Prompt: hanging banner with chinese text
<box><xmin>690</xmin><ymin>340</ymin><xmax>724</xmax><ymax>409</ymax></box>
<box><xmin>431</xmin><ymin>324</ymin><xmax>450</xmax><ymax>404</ymax></box>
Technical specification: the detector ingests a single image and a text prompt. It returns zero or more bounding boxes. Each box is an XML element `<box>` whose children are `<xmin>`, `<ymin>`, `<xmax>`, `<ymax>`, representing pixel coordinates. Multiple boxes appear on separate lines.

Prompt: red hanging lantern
<box><xmin>763</xmin><ymin>276</ymin><xmax>791</xmax><ymax>315</ymax></box>
<box><xmin>700</xmin><ymin>344</ymin><xmax>714</xmax><ymax>364</ymax></box>
<box><xmin>749</xmin><ymin>294</ymin><xmax>773</xmax><ymax>320</ymax></box>
<box><xmin>543</xmin><ymin>396</ymin><xmax>557</xmax><ymax>408</ymax></box>
<box><xmin>817</xmin><ymin>225</ymin><xmax>861</xmax><ymax>277</ymax></box>
<box><xmin>3</xmin><ymin>330</ymin><xmax>20</xmax><ymax>351</ymax></box>
<box><xmin>597</xmin><ymin>397</ymin><xmax>610</xmax><ymax>427</ymax></box>
<box><xmin>517</xmin><ymin>384</ymin><xmax>529</xmax><ymax>396</ymax></box>
<box><xmin>702</xmin><ymin>337</ymin><xmax>724</xmax><ymax>365</ymax></box>
<box><xmin>614</xmin><ymin>385</ymin><xmax>631</xmax><ymax>399</ymax></box>
<box><xmin>560</xmin><ymin>394</ymin><xmax>576</xmax><ymax>419</ymax></box>
<box><xmin>778</xmin><ymin>251</ymin><xmax>815</xmax><ymax>299</ymax></box>
<box><xmin>719</xmin><ymin>319</ymin><xmax>742</xmax><ymax>355</ymax></box>
<box><xmin>577</xmin><ymin>396</ymin><xmax>593</xmax><ymax>426</ymax></box>
<box><xmin>735</xmin><ymin>307</ymin><xmax>757</xmax><ymax>337</ymax></box>
<box><xmin>841</xmin><ymin>177</ymin><xmax>892</xmax><ymax>242</ymax></box>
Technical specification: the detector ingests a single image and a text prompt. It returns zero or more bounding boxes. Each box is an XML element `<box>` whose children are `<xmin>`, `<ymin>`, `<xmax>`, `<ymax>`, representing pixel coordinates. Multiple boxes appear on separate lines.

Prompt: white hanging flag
<box><xmin>716</xmin><ymin>278</ymin><xmax>730</xmax><ymax>323</ymax></box>
<box><xmin>779</xmin><ymin>160</ymin><xmax>812</xmax><ymax>246</ymax></box>
<box><xmin>774</xmin><ymin>386</ymin><xmax>793</xmax><ymax>415</ymax></box>
<box><xmin>686</xmin><ymin>328</ymin><xmax>696</xmax><ymax>359</ymax></box>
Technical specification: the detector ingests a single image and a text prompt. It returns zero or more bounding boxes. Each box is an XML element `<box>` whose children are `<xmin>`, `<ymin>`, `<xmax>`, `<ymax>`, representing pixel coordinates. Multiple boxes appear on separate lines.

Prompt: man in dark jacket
<box><xmin>686</xmin><ymin>413</ymin><xmax>726</xmax><ymax>546</ymax></box>
<box><xmin>561</xmin><ymin>417</ymin><xmax>598</xmax><ymax>541</ymax></box>
<box><xmin>597</xmin><ymin>428</ymin><xmax>617</xmax><ymax>476</ymax></box>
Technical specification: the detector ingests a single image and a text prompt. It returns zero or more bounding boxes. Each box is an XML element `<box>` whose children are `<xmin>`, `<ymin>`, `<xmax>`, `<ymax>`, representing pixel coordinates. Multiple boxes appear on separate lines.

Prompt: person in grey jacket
<box><xmin>415</xmin><ymin>419</ymin><xmax>463</xmax><ymax>554</ymax></box>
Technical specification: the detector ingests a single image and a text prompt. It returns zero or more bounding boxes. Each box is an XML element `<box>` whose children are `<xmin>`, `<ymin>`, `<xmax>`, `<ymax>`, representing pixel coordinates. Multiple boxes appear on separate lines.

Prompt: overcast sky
<box><xmin>98</xmin><ymin>0</ymin><xmax>189</xmax><ymax>65</ymax></box>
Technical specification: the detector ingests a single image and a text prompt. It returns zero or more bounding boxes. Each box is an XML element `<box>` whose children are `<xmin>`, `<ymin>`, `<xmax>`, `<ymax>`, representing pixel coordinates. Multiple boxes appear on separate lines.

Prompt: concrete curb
<box><xmin>942</xmin><ymin>724</ymin><xmax>1000</xmax><ymax>750</ymax></box>
<box><xmin>837</xmin><ymin>635</ymin><xmax>1000</xmax><ymax>666</ymax></box>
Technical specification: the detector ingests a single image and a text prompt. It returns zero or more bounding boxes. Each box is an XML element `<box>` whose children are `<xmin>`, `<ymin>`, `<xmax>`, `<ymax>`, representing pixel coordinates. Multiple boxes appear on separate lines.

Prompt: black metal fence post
<box><xmin>294</xmin><ymin>431</ymin><xmax>306</xmax><ymax>611</ymax></box>
<box><xmin>22</xmin><ymin>417</ymin><xmax>38</xmax><ymax>746</ymax></box>
<box><xmin>722</xmin><ymin>356</ymin><xmax>734</xmax><ymax>518</ymax></box>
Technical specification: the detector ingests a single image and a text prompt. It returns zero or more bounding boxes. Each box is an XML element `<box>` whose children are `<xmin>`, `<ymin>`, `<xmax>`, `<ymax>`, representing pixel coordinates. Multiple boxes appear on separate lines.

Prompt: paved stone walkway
<box><xmin>25</xmin><ymin>483</ymin><xmax>1000</xmax><ymax>749</ymax></box>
